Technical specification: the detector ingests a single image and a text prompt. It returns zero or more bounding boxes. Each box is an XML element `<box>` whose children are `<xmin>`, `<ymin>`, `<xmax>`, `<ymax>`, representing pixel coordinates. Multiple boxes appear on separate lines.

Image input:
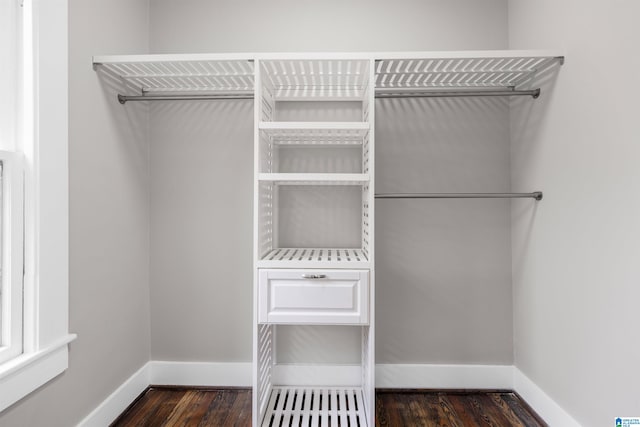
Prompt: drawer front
<box><xmin>258</xmin><ymin>269</ymin><xmax>369</xmax><ymax>325</ymax></box>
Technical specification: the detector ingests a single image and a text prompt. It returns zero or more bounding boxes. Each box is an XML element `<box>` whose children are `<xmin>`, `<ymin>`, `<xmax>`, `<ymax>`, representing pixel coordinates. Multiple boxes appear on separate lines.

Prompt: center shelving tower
<box><xmin>253</xmin><ymin>55</ymin><xmax>376</xmax><ymax>427</ymax></box>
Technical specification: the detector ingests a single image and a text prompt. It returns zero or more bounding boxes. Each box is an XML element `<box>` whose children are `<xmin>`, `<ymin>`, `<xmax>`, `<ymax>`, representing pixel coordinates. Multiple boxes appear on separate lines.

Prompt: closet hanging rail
<box><xmin>375</xmin><ymin>191</ymin><xmax>543</xmax><ymax>200</ymax></box>
<box><xmin>117</xmin><ymin>93</ymin><xmax>254</xmax><ymax>104</ymax></box>
<box><xmin>116</xmin><ymin>88</ymin><xmax>540</xmax><ymax>104</ymax></box>
<box><xmin>375</xmin><ymin>88</ymin><xmax>540</xmax><ymax>99</ymax></box>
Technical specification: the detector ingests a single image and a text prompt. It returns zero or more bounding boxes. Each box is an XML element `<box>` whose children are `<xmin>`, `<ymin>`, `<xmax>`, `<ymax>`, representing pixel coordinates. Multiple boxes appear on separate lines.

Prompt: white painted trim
<box><xmin>272</xmin><ymin>364</ymin><xmax>362</xmax><ymax>387</ymax></box>
<box><xmin>77</xmin><ymin>362</ymin><xmax>585</xmax><ymax>426</ymax></box>
<box><xmin>149</xmin><ymin>361</ymin><xmax>252</xmax><ymax>387</ymax></box>
<box><xmin>513</xmin><ymin>368</ymin><xmax>582</xmax><ymax>427</ymax></box>
<box><xmin>2</xmin><ymin>0</ymin><xmax>72</xmax><ymax>411</ymax></box>
<box><xmin>375</xmin><ymin>363</ymin><xmax>514</xmax><ymax>389</ymax></box>
<box><xmin>0</xmin><ymin>335</ymin><xmax>75</xmax><ymax>412</ymax></box>
<box><xmin>77</xmin><ymin>363</ymin><xmax>150</xmax><ymax>427</ymax></box>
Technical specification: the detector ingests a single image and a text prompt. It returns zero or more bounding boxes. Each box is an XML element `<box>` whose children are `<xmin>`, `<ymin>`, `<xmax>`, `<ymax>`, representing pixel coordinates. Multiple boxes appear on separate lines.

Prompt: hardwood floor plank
<box><xmin>166</xmin><ymin>390</ymin><xmax>220</xmax><ymax>427</ymax></box>
<box><xmin>410</xmin><ymin>393</ymin><xmax>445</xmax><ymax>425</ymax></box>
<box><xmin>113</xmin><ymin>387</ymin><xmax>547</xmax><ymax>427</ymax></box>
<box><xmin>220</xmin><ymin>389</ymin><xmax>252</xmax><ymax>427</ymax></box>
<box><xmin>474</xmin><ymin>394</ymin><xmax>522</xmax><ymax>427</ymax></box>
<box><xmin>199</xmin><ymin>389</ymin><xmax>240</xmax><ymax>426</ymax></box>
<box><xmin>112</xmin><ymin>389</ymin><xmax>188</xmax><ymax>427</ymax></box>
<box><xmin>463</xmin><ymin>394</ymin><xmax>517</xmax><ymax>427</ymax></box>
<box><xmin>448</xmin><ymin>395</ymin><xmax>483</xmax><ymax>427</ymax></box>
<box><xmin>500</xmin><ymin>393</ymin><xmax>547</xmax><ymax>427</ymax></box>
<box><xmin>488</xmin><ymin>393</ymin><xmax>530</xmax><ymax>426</ymax></box>
<box><xmin>437</xmin><ymin>394</ymin><xmax>465</xmax><ymax>427</ymax></box>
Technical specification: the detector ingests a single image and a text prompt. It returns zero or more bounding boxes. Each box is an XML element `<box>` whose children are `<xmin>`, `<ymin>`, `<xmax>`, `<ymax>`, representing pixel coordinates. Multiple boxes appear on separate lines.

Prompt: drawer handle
<box><xmin>301</xmin><ymin>274</ymin><xmax>327</xmax><ymax>279</ymax></box>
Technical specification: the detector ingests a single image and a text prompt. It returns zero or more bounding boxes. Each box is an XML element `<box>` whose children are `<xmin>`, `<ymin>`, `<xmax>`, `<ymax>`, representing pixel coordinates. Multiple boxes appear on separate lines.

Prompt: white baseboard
<box><xmin>78</xmin><ymin>361</ymin><xmax>583</xmax><ymax>427</ymax></box>
<box><xmin>77</xmin><ymin>363</ymin><xmax>150</xmax><ymax>427</ymax></box>
<box><xmin>272</xmin><ymin>364</ymin><xmax>361</xmax><ymax>386</ymax></box>
<box><xmin>513</xmin><ymin>368</ymin><xmax>581</xmax><ymax>427</ymax></box>
<box><xmin>149</xmin><ymin>361</ymin><xmax>252</xmax><ymax>387</ymax></box>
<box><xmin>376</xmin><ymin>363</ymin><xmax>514</xmax><ymax>389</ymax></box>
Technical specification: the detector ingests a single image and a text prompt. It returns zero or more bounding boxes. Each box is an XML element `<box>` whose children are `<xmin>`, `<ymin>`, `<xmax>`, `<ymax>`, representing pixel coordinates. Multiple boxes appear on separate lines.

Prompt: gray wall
<box><xmin>0</xmin><ymin>0</ymin><xmax>151</xmax><ymax>425</ymax></box>
<box><xmin>509</xmin><ymin>1</ymin><xmax>640</xmax><ymax>425</ymax></box>
<box><xmin>376</xmin><ymin>97</ymin><xmax>512</xmax><ymax>364</ymax></box>
<box><xmin>148</xmin><ymin>0</ymin><xmax>513</xmax><ymax>366</ymax></box>
<box><xmin>149</xmin><ymin>0</ymin><xmax>507</xmax><ymax>53</ymax></box>
<box><xmin>149</xmin><ymin>100</ymin><xmax>253</xmax><ymax>361</ymax></box>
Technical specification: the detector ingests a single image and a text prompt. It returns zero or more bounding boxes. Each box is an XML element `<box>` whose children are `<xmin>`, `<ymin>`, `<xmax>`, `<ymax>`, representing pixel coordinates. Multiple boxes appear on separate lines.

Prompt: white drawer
<box><xmin>258</xmin><ymin>269</ymin><xmax>369</xmax><ymax>325</ymax></box>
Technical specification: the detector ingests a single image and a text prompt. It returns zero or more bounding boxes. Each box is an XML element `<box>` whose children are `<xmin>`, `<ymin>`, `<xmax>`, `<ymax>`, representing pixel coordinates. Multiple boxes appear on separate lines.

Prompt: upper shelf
<box><xmin>260</xmin><ymin>59</ymin><xmax>370</xmax><ymax>100</ymax></box>
<box><xmin>93</xmin><ymin>51</ymin><xmax>563</xmax><ymax>96</ymax></box>
<box><xmin>375</xmin><ymin>54</ymin><xmax>562</xmax><ymax>91</ymax></box>
<box><xmin>94</xmin><ymin>55</ymin><xmax>254</xmax><ymax>95</ymax></box>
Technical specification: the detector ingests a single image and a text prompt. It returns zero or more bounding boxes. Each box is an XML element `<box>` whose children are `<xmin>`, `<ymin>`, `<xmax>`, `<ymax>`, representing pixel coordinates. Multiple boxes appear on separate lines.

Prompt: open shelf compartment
<box><xmin>260</xmin><ymin>59</ymin><xmax>371</xmax><ymax>101</ymax></box>
<box><xmin>259</xmin><ymin>59</ymin><xmax>373</xmax><ymax>124</ymax></box>
<box><xmin>259</xmin><ymin>123</ymin><xmax>371</xmax><ymax>175</ymax></box>
<box><xmin>257</xmin><ymin>182</ymin><xmax>371</xmax><ymax>268</ymax></box>
<box><xmin>256</xmin><ymin>324</ymin><xmax>374</xmax><ymax>427</ymax></box>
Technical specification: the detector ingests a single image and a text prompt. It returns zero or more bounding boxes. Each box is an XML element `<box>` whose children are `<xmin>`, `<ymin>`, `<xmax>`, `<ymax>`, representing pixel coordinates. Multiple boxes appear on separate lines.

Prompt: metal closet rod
<box><xmin>375</xmin><ymin>191</ymin><xmax>543</xmax><ymax>200</ymax></box>
<box><xmin>117</xmin><ymin>88</ymin><xmax>540</xmax><ymax>104</ymax></box>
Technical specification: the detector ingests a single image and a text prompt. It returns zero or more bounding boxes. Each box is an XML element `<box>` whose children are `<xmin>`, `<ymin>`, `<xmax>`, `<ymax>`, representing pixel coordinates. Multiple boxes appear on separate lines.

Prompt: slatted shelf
<box><xmin>262</xmin><ymin>387</ymin><xmax>366</xmax><ymax>427</ymax></box>
<box><xmin>259</xmin><ymin>122</ymin><xmax>369</xmax><ymax>131</ymax></box>
<box><xmin>94</xmin><ymin>56</ymin><xmax>254</xmax><ymax>95</ymax></box>
<box><xmin>258</xmin><ymin>173</ymin><xmax>369</xmax><ymax>184</ymax></box>
<box><xmin>261</xmin><ymin>59</ymin><xmax>370</xmax><ymax>100</ymax></box>
<box><xmin>259</xmin><ymin>248</ymin><xmax>369</xmax><ymax>268</ymax></box>
<box><xmin>94</xmin><ymin>51</ymin><xmax>562</xmax><ymax>96</ymax></box>
<box><xmin>375</xmin><ymin>54</ymin><xmax>562</xmax><ymax>90</ymax></box>
<box><xmin>260</xmin><ymin>122</ymin><xmax>369</xmax><ymax>148</ymax></box>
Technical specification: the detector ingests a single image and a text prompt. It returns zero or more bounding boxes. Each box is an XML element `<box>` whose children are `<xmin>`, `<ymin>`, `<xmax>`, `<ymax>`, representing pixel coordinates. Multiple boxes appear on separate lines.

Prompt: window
<box><xmin>0</xmin><ymin>0</ymin><xmax>73</xmax><ymax>412</ymax></box>
<box><xmin>0</xmin><ymin>0</ymin><xmax>25</xmax><ymax>365</ymax></box>
<box><xmin>0</xmin><ymin>153</ymin><xmax>24</xmax><ymax>364</ymax></box>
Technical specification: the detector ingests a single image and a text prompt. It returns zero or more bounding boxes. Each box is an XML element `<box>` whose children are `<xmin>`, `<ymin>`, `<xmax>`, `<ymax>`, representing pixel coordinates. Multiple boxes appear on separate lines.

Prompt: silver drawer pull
<box><xmin>301</xmin><ymin>274</ymin><xmax>327</xmax><ymax>279</ymax></box>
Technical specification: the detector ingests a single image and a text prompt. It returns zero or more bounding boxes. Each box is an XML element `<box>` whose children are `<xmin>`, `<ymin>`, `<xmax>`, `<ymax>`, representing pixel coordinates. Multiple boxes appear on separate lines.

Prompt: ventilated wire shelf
<box><xmin>258</xmin><ymin>173</ymin><xmax>369</xmax><ymax>185</ymax></box>
<box><xmin>260</xmin><ymin>124</ymin><xmax>369</xmax><ymax>145</ymax></box>
<box><xmin>262</xmin><ymin>248</ymin><xmax>368</xmax><ymax>263</ymax></box>
<box><xmin>262</xmin><ymin>387</ymin><xmax>366</xmax><ymax>427</ymax></box>
<box><xmin>375</xmin><ymin>55</ymin><xmax>561</xmax><ymax>91</ymax></box>
<box><xmin>94</xmin><ymin>52</ymin><xmax>562</xmax><ymax>102</ymax></box>
<box><xmin>94</xmin><ymin>57</ymin><xmax>254</xmax><ymax>95</ymax></box>
<box><xmin>261</xmin><ymin>59</ymin><xmax>370</xmax><ymax>100</ymax></box>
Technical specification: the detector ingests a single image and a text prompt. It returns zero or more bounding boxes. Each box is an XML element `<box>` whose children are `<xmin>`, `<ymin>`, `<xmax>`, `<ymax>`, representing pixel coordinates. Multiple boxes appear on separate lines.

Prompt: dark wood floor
<box><xmin>111</xmin><ymin>387</ymin><xmax>546</xmax><ymax>427</ymax></box>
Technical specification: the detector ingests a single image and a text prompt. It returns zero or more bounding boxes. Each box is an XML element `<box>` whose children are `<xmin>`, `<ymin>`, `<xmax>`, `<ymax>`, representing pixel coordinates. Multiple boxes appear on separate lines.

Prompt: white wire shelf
<box><xmin>93</xmin><ymin>55</ymin><xmax>254</xmax><ymax>95</ymax></box>
<box><xmin>261</xmin><ymin>59</ymin><xmax>370</xmax><ymax>100</ymax></box>
<box><xmin>258</xmin><ymin>173</ymin><xmax>369</xmax><ymax>185</ymax></box>
<box><xmin>259</xmin><ymin>248</ymin><xmax>369</xmax><ymax>268</ymax></box>
<box><xmin>94</xmin><ymin>51</ymin><xmax>563</xmax><ymax>98</ymax></box>
<box><xmin>259</xmin><ymin>122</ymin><xmax>369</xmax><ymax>130</ymax></box>
<box><xmin>259</xmin><ymin>122</ymin><xmax>369</xmax><ymax>146</ymax></box>
<box><xmin>375</xmin><ymin>54</ymin><xmax>562</xmax><ymax>91</ymax></box>
<box><xmin>262</xmin><ymin>386</ymin><xmax>367</xmax><ymax>427</ymax></box>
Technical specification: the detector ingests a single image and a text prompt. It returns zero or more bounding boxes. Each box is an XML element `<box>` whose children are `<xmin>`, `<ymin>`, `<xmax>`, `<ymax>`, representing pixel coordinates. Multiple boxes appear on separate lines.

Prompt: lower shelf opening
<box><xmin>262</xmin><ymin>386</ymin><xmax>366</xmax><ymax>427</ymax></box>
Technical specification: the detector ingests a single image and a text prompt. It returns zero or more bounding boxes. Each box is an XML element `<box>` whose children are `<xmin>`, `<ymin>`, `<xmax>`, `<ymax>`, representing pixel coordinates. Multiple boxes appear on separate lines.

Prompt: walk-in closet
<box><xmin>2</xmin><ymin>2</ymin><xmax>638</xmax><ymax>426</ymax></box>
<box><xmin>94</xmin><ymin>51</ymin><xmax>562</xmax><ymax>426</ymax></box>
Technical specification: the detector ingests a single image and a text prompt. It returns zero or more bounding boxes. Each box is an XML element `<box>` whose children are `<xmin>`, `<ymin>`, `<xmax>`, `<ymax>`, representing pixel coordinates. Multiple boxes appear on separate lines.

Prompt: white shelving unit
<box><xmin>92</xmin><ymin>50</ymin><xmax>563</xmax><ymax>427</ymax></box>
<box><xmin>254</xmin><ymin>57</ymin><xmax>375</xmax><ymax>427</ymax></box>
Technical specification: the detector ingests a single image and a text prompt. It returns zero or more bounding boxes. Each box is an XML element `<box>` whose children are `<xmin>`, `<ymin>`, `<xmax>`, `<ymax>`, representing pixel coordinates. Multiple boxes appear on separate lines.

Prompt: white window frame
<box><xmin>0</xmin><ymin>151</ymin><xmax>24</xmax><ymax>364</ymax></box>
<box><xmin>0</xmin><ymin>0</ymin><xmax>75</xmax><ymax>412</ymax></box>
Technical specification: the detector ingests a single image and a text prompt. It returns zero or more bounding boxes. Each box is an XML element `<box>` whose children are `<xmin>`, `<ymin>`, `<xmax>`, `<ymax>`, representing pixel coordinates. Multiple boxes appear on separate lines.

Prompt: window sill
<box><xmin>0</xmin><ymin>334</ymin><xmax>77</xmax><ymax>412</ymax></box>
